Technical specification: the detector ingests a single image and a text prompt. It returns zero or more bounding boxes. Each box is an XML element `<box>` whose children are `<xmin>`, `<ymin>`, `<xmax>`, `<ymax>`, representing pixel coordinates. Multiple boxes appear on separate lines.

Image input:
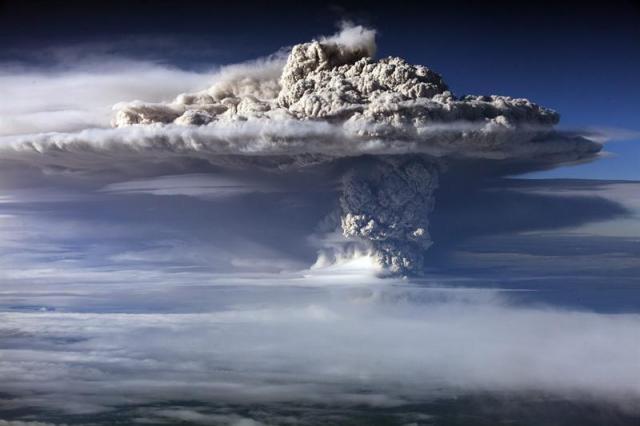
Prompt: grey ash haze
<box><xmin>0</xmin><ymin>13</ymin><xmax>639</xmax><ymax>426</ymax></box>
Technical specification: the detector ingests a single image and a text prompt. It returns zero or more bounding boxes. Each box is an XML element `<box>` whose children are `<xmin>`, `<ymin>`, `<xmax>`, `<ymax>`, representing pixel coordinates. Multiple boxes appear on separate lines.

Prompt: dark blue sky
<box><xmin>2</xmin><ymin>0</ymin><xmax>639</xmax><ymax>178</ymax></box>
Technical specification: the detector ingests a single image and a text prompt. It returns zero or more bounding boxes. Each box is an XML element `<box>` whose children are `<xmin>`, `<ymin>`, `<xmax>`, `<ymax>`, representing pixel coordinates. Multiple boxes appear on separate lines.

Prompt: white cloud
<box><xmin>0</xmin><ymin>59</ymin><xmax>214</xmax><ymax>137</ymax></box>
<box><xmin>0</xmin><ymin>281</ymin><xmax>638</xmax><ymax>416</ymax></box>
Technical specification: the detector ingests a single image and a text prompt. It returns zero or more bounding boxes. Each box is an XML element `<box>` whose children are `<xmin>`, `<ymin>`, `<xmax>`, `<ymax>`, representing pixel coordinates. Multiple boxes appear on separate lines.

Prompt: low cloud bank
<box><xmin>0</xmin><ymin>280</ymin><xmax>639</xmax><ymax>418</ymax></box>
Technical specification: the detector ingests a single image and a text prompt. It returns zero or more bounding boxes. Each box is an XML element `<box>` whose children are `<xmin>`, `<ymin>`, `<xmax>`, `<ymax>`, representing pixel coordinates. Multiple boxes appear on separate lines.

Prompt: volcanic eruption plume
<box><xmin>3</xmin><ymin>23</ymin><xmax>601</xmax><ymax>274</ymax></box>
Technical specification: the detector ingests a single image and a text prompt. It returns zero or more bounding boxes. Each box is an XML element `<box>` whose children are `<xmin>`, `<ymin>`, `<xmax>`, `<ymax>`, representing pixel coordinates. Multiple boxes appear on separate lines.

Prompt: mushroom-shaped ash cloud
<box><xmin>3</xmin><ymin>24</ymin><xmax>602</xmax><ymax>275</ymax></box>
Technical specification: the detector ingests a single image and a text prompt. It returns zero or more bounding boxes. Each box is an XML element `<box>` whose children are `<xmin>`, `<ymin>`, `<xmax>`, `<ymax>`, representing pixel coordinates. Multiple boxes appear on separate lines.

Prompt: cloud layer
<box><xmin>1</xmin><ymin>278</ymin><xmax>639</xmax><ymax>419</ymax></box>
